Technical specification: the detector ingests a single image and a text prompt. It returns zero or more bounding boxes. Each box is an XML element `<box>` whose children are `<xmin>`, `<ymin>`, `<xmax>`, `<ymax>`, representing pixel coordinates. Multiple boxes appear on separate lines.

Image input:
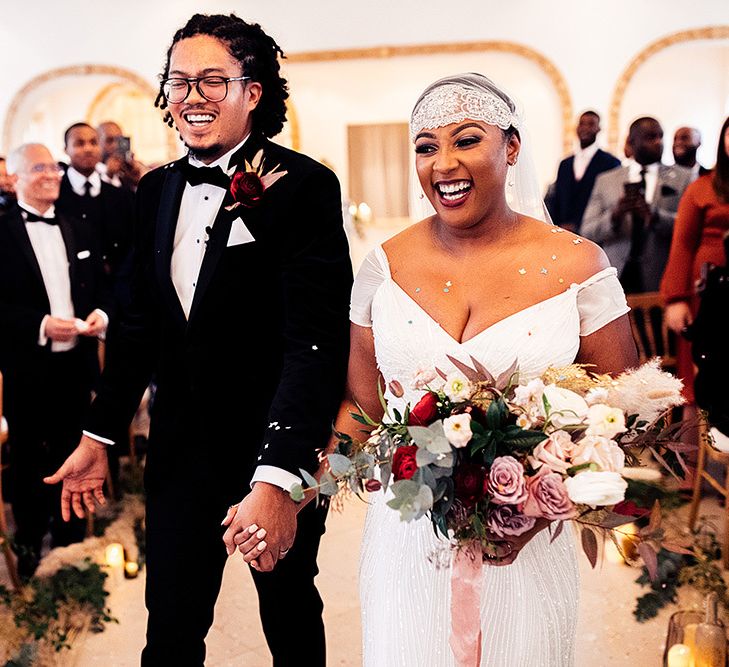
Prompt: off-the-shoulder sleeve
<box><xmin>576</xmin><ymin>267</ymin><xmax>630</xmax><ymax>336</ymax></box>
<box><xmin>350</xmin><ymin>247</ymin><xmax>388</xmax><ymax>327</ymax></box>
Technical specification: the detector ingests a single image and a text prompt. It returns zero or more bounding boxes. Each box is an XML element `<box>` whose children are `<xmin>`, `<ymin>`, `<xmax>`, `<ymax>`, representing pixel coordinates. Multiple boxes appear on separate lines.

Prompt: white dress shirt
<box><xmin>67</xmin><ymin>166</ymin><xmax>102</xmax><ymax>197</ymax></box>
<box><xmin>627</xmin><ymin>160</ymin><xmax>659</xmax><ymax>204</ymax></box>
<box><xmin>572</xmin><ymin>142</ymin><xmax>599</xmax><ymax>181</ymax></box>
<box><xmin>20</xmin><ymin>201</ymin><xmax>77</xmax><ymax>352</ymax></box>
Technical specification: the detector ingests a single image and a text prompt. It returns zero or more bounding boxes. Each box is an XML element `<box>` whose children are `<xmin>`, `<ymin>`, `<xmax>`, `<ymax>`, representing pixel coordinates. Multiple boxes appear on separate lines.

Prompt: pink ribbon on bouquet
<box><xmin>450</xmin><ymin>541</ymin><xmax>483</xmax><ymax>667</ymax></box>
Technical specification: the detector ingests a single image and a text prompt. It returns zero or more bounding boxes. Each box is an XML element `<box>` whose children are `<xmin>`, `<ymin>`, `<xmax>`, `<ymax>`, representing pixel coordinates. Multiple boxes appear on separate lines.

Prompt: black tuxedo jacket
<box><xmin>0</xmin><ymin>205</ymin><xmax>112</xmax><ymax>382</ymax></box>
<box><xmin>86</xmin><ymin>134</ymin><xmax>352</xmax><ymax>490</ymax></box>
<box><xmin>548</xmin><ymin>148</ymin><xmax>621</xmax><ymax>231</ymax></box>
<box><xmin>56</xmin><ymin>172</ymin><xmax>134</xmax><ymax>279</ymax></box>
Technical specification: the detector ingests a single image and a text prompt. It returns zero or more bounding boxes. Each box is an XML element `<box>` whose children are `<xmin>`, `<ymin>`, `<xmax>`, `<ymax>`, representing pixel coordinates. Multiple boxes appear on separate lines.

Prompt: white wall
<box><xmin>2</xmin><ymin>1</ymin><xmax>728</xmax><ymax>184</ymax></box>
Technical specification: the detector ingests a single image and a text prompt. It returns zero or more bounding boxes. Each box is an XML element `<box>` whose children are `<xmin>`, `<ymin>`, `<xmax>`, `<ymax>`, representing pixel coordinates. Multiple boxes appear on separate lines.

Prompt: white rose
<box><xmin>541</xmin><ymin>384</ymin><xmax>589</xmax><ymax>430</ymax></box>
<box><xmin>443</xmin><ymin>414</ymin><xmax>473</xmax><ymax>448</ymax></box>
<box><xmin>564</xmin><ymin>471</ymin><xmax>627</xmax><ymax>506</ymax></box>
<box><xmin>444</xmin><ymin>372</ymin><xmax>472</xmax><ymax>402</ymax></box>
<box><xmin>572</xmin><ymin>435</ymin><xmax>625</xmax><ymax>473</ymax></box>
<box><xmin>585</xmin><ymin>404</ymin><xmax>626</xmax><ymax>439</ymax></box>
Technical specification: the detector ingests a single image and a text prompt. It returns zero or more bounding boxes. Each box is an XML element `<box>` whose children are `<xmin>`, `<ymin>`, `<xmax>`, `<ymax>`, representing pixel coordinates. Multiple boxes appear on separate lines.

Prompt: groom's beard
<box><xmin>186</xmin><ymin>143</ymin><xmax>225</xmax><ymax>162</ymax></box>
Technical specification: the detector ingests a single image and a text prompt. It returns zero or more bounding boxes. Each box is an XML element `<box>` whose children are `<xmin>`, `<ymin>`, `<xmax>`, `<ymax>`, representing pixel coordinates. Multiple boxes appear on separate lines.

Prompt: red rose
<box><xmin>454</xmin><ymin>463</ymin><xmax>487</xmax><ymax>508</ymax></box>
<box><xmin>392</xmin><ymin>445</ymin><xmax>419</xmax><ymax>481</ymax></box>
<box><xmin>230</xmin><ymin>170</ymin><xmax>264</xmax><ymax>207</ymax></box>
<box><xmin>408</xmin><ymin>392</ymin><xmax>439</xmax><ymax>426</ymax></box>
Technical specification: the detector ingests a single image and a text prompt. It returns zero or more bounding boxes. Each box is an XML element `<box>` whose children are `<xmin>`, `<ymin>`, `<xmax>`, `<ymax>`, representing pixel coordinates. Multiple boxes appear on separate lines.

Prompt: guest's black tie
<box><xmin>180</xmin><ymin>161</ymin><xmax>230</xmax><ymax>190</ymax></box>
<box><xmin>21</xmin><ymin>208</ymin><xmax>58</xmax><ymax>225</ymax></box>
<box><xmin>83</xmin><ymin>180</ymin><xmax>93</xmax><ymax>198</ymax></box>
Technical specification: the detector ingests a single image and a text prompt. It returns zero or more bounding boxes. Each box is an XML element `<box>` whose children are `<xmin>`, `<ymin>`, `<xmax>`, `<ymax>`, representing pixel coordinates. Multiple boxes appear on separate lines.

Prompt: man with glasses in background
<box><xmin>46</xmin><ymin>14</ymin><xmax>351</xmax><ymax>666</ymax></box>
<box><xmin>0</xmin><ymin>144</ymin><xmax>111</xmax><ymax>578</ymax></box>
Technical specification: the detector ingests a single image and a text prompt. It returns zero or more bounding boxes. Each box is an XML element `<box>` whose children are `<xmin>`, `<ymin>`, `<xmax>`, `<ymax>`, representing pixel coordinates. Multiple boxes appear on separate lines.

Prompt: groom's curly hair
<box><xmin>155</xmin><ymin>13</ymin><xmax>289</xmax><ymax>138</ymax></box>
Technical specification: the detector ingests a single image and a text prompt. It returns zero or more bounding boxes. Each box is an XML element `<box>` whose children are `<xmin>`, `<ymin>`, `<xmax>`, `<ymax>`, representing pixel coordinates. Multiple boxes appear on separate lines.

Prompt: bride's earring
<box><xmin>506</xmin><ymin>164</ymin><xmax>515</xmax><ymax>188</ymax></box>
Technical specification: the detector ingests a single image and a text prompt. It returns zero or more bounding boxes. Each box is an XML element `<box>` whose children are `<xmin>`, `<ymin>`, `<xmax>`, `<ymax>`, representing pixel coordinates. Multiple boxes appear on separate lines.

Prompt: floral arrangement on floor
<box><xmin>0</xmin><ymin>494</ymin><xmax>144</xmax><ymax>666</ymax></box>
<box><xmin>291</xmin><ymin>356</ymin><xmax>691</xmax><ymax>664</ymax></box>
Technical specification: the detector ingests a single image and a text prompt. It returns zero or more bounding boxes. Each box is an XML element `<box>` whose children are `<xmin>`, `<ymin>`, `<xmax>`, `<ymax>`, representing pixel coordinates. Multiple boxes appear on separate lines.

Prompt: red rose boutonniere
<box><xmin>226</xmin><ymin>149</ymin><xmax>287</xmax><ymax>211</ymax></box>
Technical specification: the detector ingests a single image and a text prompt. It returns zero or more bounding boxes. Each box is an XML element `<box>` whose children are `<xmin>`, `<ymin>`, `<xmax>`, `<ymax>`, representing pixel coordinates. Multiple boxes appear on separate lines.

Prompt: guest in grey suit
<box><xmin>582</xmin><ymin>117</ymin><xmax>694</xmax><ymax>293</ymax></box>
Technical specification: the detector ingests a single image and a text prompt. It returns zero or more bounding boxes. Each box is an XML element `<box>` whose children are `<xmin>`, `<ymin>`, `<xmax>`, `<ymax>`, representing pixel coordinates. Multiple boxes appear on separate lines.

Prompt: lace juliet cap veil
<box><xmin>408</xmin><ymin>72</ymin><xmax>552</xmax><ymax>224</ymax></box>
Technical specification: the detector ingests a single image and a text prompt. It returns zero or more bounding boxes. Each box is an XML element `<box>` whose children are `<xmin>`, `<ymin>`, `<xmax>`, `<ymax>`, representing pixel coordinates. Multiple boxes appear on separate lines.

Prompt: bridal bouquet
<box><xmin>291</xmin><ymin>357</ymin><xmax>691</xmax><ymax>573</ymax></box>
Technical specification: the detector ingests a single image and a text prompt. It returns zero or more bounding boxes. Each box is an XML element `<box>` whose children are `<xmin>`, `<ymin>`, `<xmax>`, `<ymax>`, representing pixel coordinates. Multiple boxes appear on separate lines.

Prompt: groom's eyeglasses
<box><xmin>161</xmin><ymin>76</ymin><xmax>250</xmax><ymax>104</ymax></box>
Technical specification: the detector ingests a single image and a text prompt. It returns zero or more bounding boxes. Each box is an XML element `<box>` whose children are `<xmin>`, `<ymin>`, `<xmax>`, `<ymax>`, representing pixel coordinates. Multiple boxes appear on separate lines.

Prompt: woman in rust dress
<box><xmin>661</xmin><ymin>116</ymin><xmax>729</xmax><ymax>402</ymax></box>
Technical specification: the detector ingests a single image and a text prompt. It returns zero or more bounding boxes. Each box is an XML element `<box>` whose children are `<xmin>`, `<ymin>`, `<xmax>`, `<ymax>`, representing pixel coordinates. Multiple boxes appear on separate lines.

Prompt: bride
<box><xmin>240</xmin><ymin>73</ymin><xmax>638</xmax><ymax>665</ymax></box>
<box><xmin>348</xmin><ymin>74</ymin><xmax>636</xmax><ymax>667</ymax></box>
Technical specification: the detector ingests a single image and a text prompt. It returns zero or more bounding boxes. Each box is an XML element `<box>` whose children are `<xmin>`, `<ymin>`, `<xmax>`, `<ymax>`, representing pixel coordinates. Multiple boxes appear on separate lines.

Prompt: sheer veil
<box><xmin>408</xmin><ymin>73</ymin><xmax>552</xmax><ymax>225</ymax></box>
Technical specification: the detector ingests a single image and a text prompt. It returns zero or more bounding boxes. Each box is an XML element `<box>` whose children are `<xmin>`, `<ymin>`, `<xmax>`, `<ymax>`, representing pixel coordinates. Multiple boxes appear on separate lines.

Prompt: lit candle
<box><xmin>105</xmin><ymin>543</ymin><xmax>125</xmax><ymax>587</ymax></box>
<box><xmin>667</xmin><ymin>643</ymin><xmax>693</xmax><ymax>667</ymax></box>
<box><xmin>124</xmin><ymin>561</ymin><xmax>139</xmax><ymax>579</ymax></box>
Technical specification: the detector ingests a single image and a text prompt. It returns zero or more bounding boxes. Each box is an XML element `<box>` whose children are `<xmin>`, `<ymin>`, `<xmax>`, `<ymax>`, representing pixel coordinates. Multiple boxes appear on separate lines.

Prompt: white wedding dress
<box><xmin>350</xmin><ymin>245</ymin><xmax>630</xmax><ymax>667</ymax></box>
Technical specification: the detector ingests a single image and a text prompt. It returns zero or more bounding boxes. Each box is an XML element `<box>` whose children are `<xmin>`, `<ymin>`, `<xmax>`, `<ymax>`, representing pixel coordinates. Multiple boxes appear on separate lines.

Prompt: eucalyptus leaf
<box><xmin>434</xmin><ymin>451</ymin><xmax>454</xmax><ymax>469</ymax></box>
<box><xmin>299</xmin><ymin>468</ymin><xmax>319</xmax><ymax>489</ymax></box>
<box><xmin>289</xmin><ymin>484</ymin><xmax>305</xmax><ymax>502</ymax></box>
<box><xmin>379</xmin><ymin>463</ymin><xmax>392</xmax><ymax>491</ymax></box>
<box><xmin>408</xmin><ymin>422</ymin><xmax>451</xmax><ymax>454</ymax></box>
<box><xmin>319</xmin><ymin>470</ymin><xmax>339</xmax><ymax>496</ymax></box>
<box><xmin>416</xmin><ymin>448</ymin><xmax>439</xmax><ymax>467</ymax></box>
<box><xmin>328</xmin><ymin>453</ymin><xmax>353</xmax><ymax>477</ymax></box>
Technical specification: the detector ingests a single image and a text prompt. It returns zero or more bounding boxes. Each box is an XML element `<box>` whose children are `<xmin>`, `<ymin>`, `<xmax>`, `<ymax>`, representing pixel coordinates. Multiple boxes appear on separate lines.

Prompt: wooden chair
<box><xmin>0</xmin><ymin>371</ymin><xmax>22</xmax><ymax>590</ymax></box>
<box><xmin>625</xmin><ymin>292</ymin><xmax>677</xmax><ymax>369</ymax></box>
<box><xmin>688</xmin><ymin>417</ymin><xmax>729</xmax><ymax>568</ymax></box>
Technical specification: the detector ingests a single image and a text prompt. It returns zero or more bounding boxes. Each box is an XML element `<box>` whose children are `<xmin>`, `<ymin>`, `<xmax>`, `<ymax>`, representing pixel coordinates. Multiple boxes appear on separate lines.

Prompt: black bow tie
<box><xmin>180</xmin><ymin>160</ymin><xmax>230</xmax><ymax>190</ymax></box>
<box><xmin>21</xmin><ymin>208</ymin><xmax>58</xmax><ymax>225</ymax></box>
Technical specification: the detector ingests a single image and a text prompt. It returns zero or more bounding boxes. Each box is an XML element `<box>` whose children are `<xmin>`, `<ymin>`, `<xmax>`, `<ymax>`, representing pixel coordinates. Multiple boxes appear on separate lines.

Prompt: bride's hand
<box><xmin>483</xmin><ymin>518</ymin><xmax>550</xmax><ymax>566</ymax></box>
<box><xmin>220</xmin><ymin>503</ymin><xmax>269</xmax><ymax>569</ymax></box>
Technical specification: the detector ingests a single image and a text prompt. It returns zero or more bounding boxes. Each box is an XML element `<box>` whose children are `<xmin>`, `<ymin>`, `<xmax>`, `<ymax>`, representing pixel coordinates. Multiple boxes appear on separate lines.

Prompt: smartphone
<box><xmin>115</xmin><ymin>136</ymin><xmax>132</xmax><ymax>160</ymax></box>
<box><xmin>623</xmin><ymin>181</ymin><xmax>644</xmax><ymax>199</ymax></box>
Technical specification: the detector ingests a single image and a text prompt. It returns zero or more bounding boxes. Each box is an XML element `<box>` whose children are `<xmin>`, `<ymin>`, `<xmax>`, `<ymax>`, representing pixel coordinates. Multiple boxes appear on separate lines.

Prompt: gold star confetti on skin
<box><xmin>551</xmin><ymin>255</ymin><xmax>557</xmax><ymax>261</ymax></box>
<box><xmin>550</xmin><ymin>228</ymin><xmax>558</xmax><ymax>233</ymax></box>
<box><xmin>540</xmin><ymin>268</ymin><xmax>548</xmax><ymax>275</ymax></box>
<box><xmin>573</xmin><ymin>239</ymin><xmax>582</xmax><ymax>245</ymax></box>
<box><xmin>445</xmin><ymin>281</ymin><xmax>452</xmax><ymax>287</ymax></box>
<box><xmin>558</xmin><ymin>278</ymin><xmax>565</xmax><ymax>284</ymax></box>
<box><xmin>518</xmin><ymin>268</ymin><xmax>527</xmax><ymax>275</ymax></box>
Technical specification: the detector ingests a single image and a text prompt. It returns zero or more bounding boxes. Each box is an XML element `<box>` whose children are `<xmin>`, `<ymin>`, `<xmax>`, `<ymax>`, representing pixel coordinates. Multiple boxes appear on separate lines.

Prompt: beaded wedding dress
<box><xmin>350</xmin><ymin>245</ymin><xmax>630</xmax><ymax>667</ymax></box>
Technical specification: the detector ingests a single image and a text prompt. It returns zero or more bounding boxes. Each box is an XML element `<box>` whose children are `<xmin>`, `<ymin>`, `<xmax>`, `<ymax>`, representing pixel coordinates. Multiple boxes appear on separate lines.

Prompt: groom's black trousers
<box><xmin>141</xmin><ymin>469</ymin><xmax>328</xmax><ymax>667</ymax></box>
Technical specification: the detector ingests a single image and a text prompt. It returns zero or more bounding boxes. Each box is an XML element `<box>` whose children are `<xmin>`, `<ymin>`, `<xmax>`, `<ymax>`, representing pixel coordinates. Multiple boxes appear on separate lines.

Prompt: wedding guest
<box><xmin>45</xmin><ymin>13</ymin><xmax>351</xmax><ymax>666</ymax></box>
<box><xmin>0</xmin><ymin>144</ymin><xmax>111</xmax><ymax>578</ymax></box>
<box><xmin>546</xmin><ymin>111</ymin><xmax>620</xmax><ymax>232</ymax></box>
<box><xmin>673</xmin><ymin>126</ymin><xmax>707</xmax><ymax>179</ymax></box>
<box><xmin>661</xmin><ymin>116</ymin><xmax>729</xmax><ymax>402</ymax></box>
<box><xmin>97</xmin><ymin>121</ymin><xmax>147</xmax><ymax>191</ymax></box>
<box><xmin>582</xmin><ymin>117</ymin><xmax>693</xmax><ymax>293</ymax></box>
<box><xmin>0</xmin><ymin>156</ymin><xmax>16</xmax><ymax>210</ymax></box>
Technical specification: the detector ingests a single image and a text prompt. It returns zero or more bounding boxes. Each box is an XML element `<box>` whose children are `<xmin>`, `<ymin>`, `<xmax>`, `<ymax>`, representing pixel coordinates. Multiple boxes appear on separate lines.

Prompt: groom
<box><xmin>45</xmin><ymin>14</ymin><xmax>352</xmax><ymax>666</ymax></box>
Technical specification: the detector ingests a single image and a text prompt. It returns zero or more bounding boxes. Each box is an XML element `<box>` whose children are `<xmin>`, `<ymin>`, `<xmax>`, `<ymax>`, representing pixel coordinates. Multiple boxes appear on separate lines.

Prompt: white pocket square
<box><xmin>227</xmin><ymin>218</ymin><xmax>256</xmax><ymax>247</ymax></box>
<box><xmin>77</xmin><ymin>250</ymin><xmax>91</xmax><ymax>259</ymax></box>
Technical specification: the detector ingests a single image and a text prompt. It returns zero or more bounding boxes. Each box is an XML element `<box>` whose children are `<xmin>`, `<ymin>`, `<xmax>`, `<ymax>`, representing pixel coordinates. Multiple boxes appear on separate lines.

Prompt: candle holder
<box><xmin>664</xmin><ymin>610</ymin><xmax>703</xmax><ymax>666</ymax></box>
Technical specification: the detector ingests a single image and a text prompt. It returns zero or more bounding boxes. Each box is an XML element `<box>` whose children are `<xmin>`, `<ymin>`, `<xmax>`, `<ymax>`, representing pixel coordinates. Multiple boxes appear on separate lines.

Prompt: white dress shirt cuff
<box><xmin>93</xmin><ymin>308</ymin><xmax>109</xmax><ymax>340</ymax></box>
<box><xmin>250</xmin><ymin>465</ymin><xmax>302</xmax><ymax>491</ymax></box>
<box><xmin>82</xmin><ymin>430</ymin><xmax>115</xmax><ymax>446</ymax></box>
<box><xmin>38</xmin><ymin>314</ymin><xmax>50</xmax><ymax>346</ymax></box>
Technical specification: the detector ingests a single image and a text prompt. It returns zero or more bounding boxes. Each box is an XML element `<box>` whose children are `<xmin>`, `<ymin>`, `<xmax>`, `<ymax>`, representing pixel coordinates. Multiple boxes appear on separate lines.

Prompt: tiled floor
<box><xmin>3</xmin><ymin>495</ymin><xmax>721</xmax><ymax>666</ymax></box>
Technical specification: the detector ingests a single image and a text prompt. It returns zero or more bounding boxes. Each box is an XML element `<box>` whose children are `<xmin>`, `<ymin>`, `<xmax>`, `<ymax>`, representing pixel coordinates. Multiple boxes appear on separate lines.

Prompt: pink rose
<box><xmin>530</xmin><ymin>430</ymin><xmax>576</xmax><ymax>474</ymax></box>
<box><xmin>523</xmin><ymin>466</ymin><xmax>575</xmax><ymax>521</ymax></box>
<box><xmin>486</xmin><ymin>504</ymin><xmax>536</xmax><ymax>538</ymax></box>
<box><xmin>487</xmin><ymin>456</ymin><xmax>528</xmax><ymax>505</ymax></box>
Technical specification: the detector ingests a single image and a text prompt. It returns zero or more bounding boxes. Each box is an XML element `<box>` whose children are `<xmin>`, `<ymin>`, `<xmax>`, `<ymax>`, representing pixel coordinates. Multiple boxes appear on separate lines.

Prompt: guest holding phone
<box><xmin>582</xmin><ymin>117</ymin><xmax>694</xmax><ymax>293</ymax></box>
<box><xmin>97</xmin><ymin>121</ymin><xmax>148</xmax><ymax>191</ymax></box>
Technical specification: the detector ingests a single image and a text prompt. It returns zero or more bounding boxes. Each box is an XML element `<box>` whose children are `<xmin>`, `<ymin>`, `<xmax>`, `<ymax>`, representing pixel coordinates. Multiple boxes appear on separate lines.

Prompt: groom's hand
<box><xmin>221</xmin><ymin>482</ymin><xmax>298</xmax><ymax>572</ymax></box>
<box><xmin>43</xmin><ymin>435</ymin><xmax>109</xmax><ymax>521</ymax></box>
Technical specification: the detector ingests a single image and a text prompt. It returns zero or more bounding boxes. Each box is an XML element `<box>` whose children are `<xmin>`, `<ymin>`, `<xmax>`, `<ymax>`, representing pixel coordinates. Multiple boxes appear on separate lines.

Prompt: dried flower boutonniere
<box><xmin>225</xmin><ymin>149</ymin><xmax>287</xmax><ymax>211</ymax></box>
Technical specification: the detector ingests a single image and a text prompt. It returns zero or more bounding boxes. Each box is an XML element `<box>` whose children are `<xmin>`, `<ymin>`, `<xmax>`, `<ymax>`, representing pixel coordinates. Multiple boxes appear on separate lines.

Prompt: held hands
<box><xmin>44</xmin><ymin>316</ymin><xmax>80</xmax><ymax>342</ymax></box>
<box><xmin>483</xmin><ymin>518</ymin><xmax>550</xmax><ymax>567</ymax></box>
<box><xmin>221</xmin><ymin>482</ymin><xmax>298</xmax><ymax>572</ymax></box>
<box><xmin>43</xmin><ymin>435</ymin><xmax>109</xmax><ymax>521</ymax></box>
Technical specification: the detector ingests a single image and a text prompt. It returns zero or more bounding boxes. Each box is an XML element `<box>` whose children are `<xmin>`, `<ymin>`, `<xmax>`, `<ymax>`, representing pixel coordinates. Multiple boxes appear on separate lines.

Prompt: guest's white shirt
<box><xmin>627</xmin><ymin>160</ymin><xmax>659</xmax><ymax>204</ymax></box>
<box><xmin>20</xmin><ymin>201</ymin><xmax>77</xmax><ymax>352</ymax></box>
<box><xmin>67</xmin><ymin>166</ymin><xmax>102</xmax><ymax>197</ymax></box>
<box><xmin>572</xmin><ymin>142</ymin><xmax>599</xmax><ymax>181</ymax></box>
